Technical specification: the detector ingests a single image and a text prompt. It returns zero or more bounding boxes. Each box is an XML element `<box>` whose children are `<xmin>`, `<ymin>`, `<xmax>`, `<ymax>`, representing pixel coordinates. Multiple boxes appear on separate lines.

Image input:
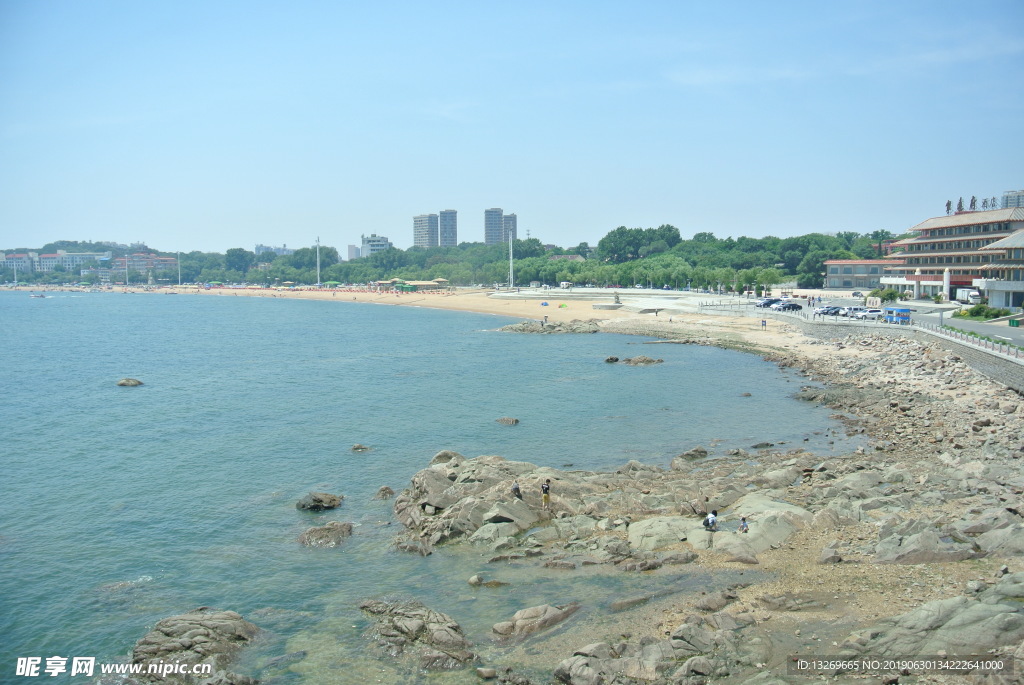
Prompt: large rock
<box><xmin>298</xmin><ymin>521</ymin><xmax>353</xmax><ymax>547</ymax></box>
<box><xmin>117</xmin><ymin>378</ymin><xmax>144</xmax><ymax>386</ymax></box>
<box><xmin>359</xmin><ymin>599</ymin><xmax>474</xmax><ymax>670</ymax></box>
<box><xmin>131</xmin><ymin>608</ymin><xmax>258</xmax><ymax>684</ymax></box>
<box><xmin>492</xmin><ymin>603</ymin><xmax>580</xmax><ymax>638</ymax></box>
<box><xmin>295</xmin><ymin>492</ymin><xmax>342</xmax><ymax>510</ymax></box>
<box><xmin>482</xmin><ymin>499</ymin><xmax>540</xmax><ymax>530</ymax></box>
<box><xmin>874</xmin><ymin>528</ymin><xmax>977</xmax><ymax>564</ymax></box>
<box><xmin>976</xmin><ymin>523</ymin><xmax>1024</xmax><ymax>557</ymax></box>
<box><xmin>844</xmin><ymin>572</ymin><xmax>1024</xmax><ymax>656</ymax></box>
<box><xmin>627</xmin><ymin>516</ymin><xmax>692</xmax><ymax>551</ymax></box>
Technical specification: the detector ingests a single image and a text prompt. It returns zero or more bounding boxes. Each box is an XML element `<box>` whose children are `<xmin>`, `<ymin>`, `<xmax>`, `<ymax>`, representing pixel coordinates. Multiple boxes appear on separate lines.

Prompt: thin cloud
<box><xmin>665</xmin><ymin>65</ymin><xmax>811</xmax><ymax>88</ymax></box>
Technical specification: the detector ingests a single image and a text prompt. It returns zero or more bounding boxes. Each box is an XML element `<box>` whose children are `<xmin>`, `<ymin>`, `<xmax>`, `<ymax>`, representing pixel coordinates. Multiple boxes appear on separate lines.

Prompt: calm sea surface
<box><xmin>0</xmin><ymin>291</ymin><xmax>859</xmax><ymax>683</ymax></box>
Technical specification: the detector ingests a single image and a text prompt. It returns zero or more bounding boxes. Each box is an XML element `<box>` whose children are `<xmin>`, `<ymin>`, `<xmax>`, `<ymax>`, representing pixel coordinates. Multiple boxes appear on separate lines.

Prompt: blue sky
<box><xmin>1</xmin><ymin>1</ymin><xmax>1021</xmax><ymax>254</ymax></box>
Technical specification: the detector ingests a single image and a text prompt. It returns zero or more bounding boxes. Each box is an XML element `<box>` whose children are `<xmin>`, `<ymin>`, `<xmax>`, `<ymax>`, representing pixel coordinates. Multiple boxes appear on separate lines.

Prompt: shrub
<box><xmin>963</xmin><ymin>304</ymin><xmax>1012</xmax><ymax>319</ymax></box>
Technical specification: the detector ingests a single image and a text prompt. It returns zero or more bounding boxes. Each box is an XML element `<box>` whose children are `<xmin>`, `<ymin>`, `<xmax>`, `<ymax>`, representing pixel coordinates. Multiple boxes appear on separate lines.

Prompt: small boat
<box><xmin>29</xmin><ymin>293</ymin><xmax>46</xmax><ymax>298</ymax></box>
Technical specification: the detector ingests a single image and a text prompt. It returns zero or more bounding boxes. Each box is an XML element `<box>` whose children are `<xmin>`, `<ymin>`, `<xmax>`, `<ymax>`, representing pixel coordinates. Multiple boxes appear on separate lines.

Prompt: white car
<box><xmin>855</xmin><ymin>309</ymin><xmax>884</xmax><ymax>320</ymax></box>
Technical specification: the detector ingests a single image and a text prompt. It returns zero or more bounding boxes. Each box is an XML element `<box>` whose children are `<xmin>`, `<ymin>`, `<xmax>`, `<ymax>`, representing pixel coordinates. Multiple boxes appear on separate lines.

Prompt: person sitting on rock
<box><xmin>511</xmin><ymin>481</ymin><xmax>522</xmax><ymax>500</ymax></box>
<box><xmin>703</xmin><ymin>510</ymin><xmax>718</xmax><ymax>532</ymax></box>
<box><xmin>738</xmin><ymin>516</ymin><xmax>749</xmax><ymax>533</ymax></box>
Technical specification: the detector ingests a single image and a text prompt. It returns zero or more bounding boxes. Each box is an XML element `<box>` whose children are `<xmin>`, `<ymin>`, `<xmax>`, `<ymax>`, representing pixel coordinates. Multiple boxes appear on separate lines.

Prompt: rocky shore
<box><xmin>114</xmin><ymin>321</ymin><xmax>1024</xmax><ymax>684</ymax></box>
<box><xmin>384</xmin><ymin>330</ymin><xmax>1024</xmax><ymax>683</ymax></box>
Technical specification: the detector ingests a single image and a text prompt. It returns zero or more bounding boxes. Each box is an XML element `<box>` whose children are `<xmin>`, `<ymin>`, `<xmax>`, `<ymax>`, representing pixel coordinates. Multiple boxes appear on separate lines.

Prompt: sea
<box><xmin>0</xmin><ymin>290</ymin><xmax>862</xmax><ymax>683</ymax></box>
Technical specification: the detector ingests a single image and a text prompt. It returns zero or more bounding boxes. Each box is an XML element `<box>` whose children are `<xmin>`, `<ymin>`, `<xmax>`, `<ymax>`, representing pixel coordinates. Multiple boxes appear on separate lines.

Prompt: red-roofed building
<box><xmin>880</xmin><ymin>208</ymin><xmax>1024</xmax><ymax>300</ymax></box>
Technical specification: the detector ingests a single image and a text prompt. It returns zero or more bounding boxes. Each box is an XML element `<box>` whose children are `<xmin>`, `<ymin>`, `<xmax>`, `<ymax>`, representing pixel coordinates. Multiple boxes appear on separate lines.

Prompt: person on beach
<box><xmin>738</xmin><ymin>517</ymin><xmax>749</xmax><ymax>533</ymax></box>
<box><xmin>703</xmin><ymin>510</ymin><xmax>718</xmax><ymax>532</ymax></box>
<box><xmin>541</xmin><ymin>479</ymin><xmax>551</xmax><ymax>509</ymax></box>
<box><xmin>511</xmin><ymin>481</ymin><xmax>522</xmax><ymax>500</ymax></box>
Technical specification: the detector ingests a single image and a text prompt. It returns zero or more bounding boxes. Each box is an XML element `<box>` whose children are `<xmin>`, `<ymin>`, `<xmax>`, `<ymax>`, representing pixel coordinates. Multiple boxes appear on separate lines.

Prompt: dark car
<box><xmin>755</xmin><ymin>298</ymin><xmax>782</xmax><ymax>308</ymax></box>
<box><xmin>819</xmin><ymin>306</ymin><xmax>841</xmax><ymax>316</ymax></box>
<box><xmin>776</xmin><ymin>302</ymin><xmax>803</xmax><ymax>311</ymax></box>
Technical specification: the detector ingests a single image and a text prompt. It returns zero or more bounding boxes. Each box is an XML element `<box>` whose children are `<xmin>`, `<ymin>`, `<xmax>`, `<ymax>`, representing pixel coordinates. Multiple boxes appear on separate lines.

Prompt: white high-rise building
<box><xmin>413</xmin><ymin>214</ymin><xmax>439</xmax><ymax>248</ymax></box>
<box><xmin>361</xmin><ymin>234</ymin><xmax>393</xmax><ymax>256</ymax></box>
<box><xmin>1002</xmin><ymin>189</ymin><xmax>1024</xmax><ymax>209</ymax></box>
<box><xmin>439</xmin><ymin>210</ymin><xmax>458</xmax><ymax>247</ymax></box>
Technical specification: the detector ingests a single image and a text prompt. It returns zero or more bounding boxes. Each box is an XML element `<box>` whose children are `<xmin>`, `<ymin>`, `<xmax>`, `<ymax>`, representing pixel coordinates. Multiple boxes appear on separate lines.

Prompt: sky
<box><xmin>1</xmin><ymin>0</ymin><xmax>1022</xmax><ymax>254</ymax></box>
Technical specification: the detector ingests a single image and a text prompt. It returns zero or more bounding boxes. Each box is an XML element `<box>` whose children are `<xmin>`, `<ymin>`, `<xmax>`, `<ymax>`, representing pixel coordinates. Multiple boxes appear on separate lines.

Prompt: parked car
<box><xmin>774</xmin><ymin>302</ymin><xmax>803</xmax><ymax>311</ymax></box>
<box><xmin>839</xmin><ymin>306</ymin><xmax>866</xmax><ymax>317</ymax></box>
<box><xmin>755</xmin><ymin>298</ymin><xmax>782</xmax><ymax>308</ymax></box>
<box><xmin>852</xmin><ymin>291</ymin><xmax>864</xmax><ymax>297</ymax></box>
<box><xmin>818</xmin><ymin>306</ymin><xmax>842</xmax><ymax>316</ymax></box>
<box><xmin>855</xmin><ymin>308</ymin><xmax>884</xmax><ymax>320</ymax></box>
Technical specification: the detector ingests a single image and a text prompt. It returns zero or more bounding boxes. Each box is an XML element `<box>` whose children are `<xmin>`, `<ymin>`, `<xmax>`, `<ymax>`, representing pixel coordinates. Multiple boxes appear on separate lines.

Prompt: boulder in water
<box><xmin>496</xmin><ymin>417</ymin><xmax>520</xmax><ymax>425</ymax></box>
<box><xmin>296</xmin><ymin>492</ymin><xmax>342</xmax><ymax>510</ymax></box>
<box><xmin>298</xmin><ymin>521</ymin><xmax>353</xmax><ymax>547</ymax></box>
<box><xmin>117</xmin><ymin>378</ymin><xmax>143</xmax><ymax>386</ymax></box>
<box><xmin>131</xmin><ymin>607</ymin><xmax>258</xmax><ymax>683</ymax></box>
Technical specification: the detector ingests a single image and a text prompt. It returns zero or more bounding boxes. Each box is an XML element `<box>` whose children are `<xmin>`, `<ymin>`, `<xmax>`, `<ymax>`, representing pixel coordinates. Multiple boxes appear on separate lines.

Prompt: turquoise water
<box><xmin>0</xmin><ymin>291</ymin><xmax>856</xmax><ymax>682</ymax></box>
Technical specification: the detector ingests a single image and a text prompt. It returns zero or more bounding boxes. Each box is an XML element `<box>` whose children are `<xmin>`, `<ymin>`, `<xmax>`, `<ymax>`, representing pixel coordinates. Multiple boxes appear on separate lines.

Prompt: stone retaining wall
<box><xmin>789</xmin><ymin>317</ymin><xmax>1024</xmax><ymax>394</ymax></box>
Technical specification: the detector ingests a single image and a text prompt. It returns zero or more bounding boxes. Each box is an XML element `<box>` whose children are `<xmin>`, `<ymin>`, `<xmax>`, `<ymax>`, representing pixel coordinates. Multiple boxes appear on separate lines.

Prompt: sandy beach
<box><xmin>173</xmin><ymin>284</ymin><xmax>845</xmax><ymax>360</ymax></box>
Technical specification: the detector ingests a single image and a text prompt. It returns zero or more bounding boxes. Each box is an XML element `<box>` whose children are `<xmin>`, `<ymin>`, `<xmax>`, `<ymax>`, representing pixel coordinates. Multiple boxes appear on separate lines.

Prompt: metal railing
<box><xmin>912</xmin><ymin>320</ymin><xmax>1024</xmax><ymax>360</ymax></box>
<box><xmin>699</xmin><ymin>300</ymin><xmax>1024</xmax><ymax>362</ymax></box>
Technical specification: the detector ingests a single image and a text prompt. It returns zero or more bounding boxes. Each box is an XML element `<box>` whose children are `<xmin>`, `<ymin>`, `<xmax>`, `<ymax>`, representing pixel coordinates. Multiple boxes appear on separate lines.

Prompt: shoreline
<box><xmin>15</xmin><ymin>284</ymin><xmax>841</xmax><ymax>361</ymax></box>
<box><xmin>13</xmin><ymin>285</ymin><xmax>1024</xmax><ymax>681</ymax></box>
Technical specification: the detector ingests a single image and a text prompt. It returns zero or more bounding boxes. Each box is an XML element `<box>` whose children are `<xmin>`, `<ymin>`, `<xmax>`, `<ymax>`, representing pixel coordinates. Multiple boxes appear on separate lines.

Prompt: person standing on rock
<box><xmin>511</xmin><ymin>481</ymin><xmax>522</xmax><ymax>500</ymax></box>
<box><xmin>541</xmin><ymin>479</ymin><xmax>551</xmax><ymax>509</ymax></box>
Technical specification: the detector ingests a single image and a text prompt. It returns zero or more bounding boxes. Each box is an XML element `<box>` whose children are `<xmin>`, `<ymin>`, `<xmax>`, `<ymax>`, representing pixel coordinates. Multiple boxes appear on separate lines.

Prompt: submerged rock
<box><xmin>295</xmin><ymin>492</ymin><xmax>342</xmax><ymax>510</ymax></box>
<box><xmin>492</xmin><ymin>603</ymin><xmax>580</xmax><ymax>638</ymax></box>
<box><xmin>298</xmin><ymin>521</ymin><xmax>353</xmax><ymax>547</ymax></box>
<box><xmin>359</xmin><ymin>599</ymin><xmax>474</xmax><ymax>670</ymax></box>
<box><xmin>131</xmin><ymin>607</ymin><xmax>258</xmax><ymax>684</ymax></box>
<box><xmin>373</xmin><ymin>486</ymin><xmax>395</xmax><ymax>500</ymax></box>
<box><xmin>621</xmin><ymin>356</ymin><xmax>663</xmax><ymax>366</ymax></box>
<box><xmin>496</xmin><ymin>417</ymin><xmax>520</xmax><ymax>425</ymax></box>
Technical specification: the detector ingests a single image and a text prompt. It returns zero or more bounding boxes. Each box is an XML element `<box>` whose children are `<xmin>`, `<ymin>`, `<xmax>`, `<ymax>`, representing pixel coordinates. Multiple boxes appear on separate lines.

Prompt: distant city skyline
<box><xmin>1</xmin><ymin>2</ymin><xmax>1021</xmax><ymax>253</ymax></box>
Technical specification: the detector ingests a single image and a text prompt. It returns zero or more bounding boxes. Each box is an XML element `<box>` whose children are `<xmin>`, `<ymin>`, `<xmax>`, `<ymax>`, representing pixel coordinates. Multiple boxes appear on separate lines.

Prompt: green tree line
<box><xmin>3</xmin><ymin>226</ymin><xmax>902</xmax><ymax>289</ymax></box>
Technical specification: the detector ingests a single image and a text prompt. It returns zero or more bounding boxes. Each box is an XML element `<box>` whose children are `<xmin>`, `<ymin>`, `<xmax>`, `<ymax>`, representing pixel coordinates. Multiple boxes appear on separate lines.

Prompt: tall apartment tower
<box><xmin>1002</xmin><ymin>190</ymin><xmax>1024</xmax><ymax>209</ymax></box>
<box><xmin>413</xmin><ymin>214</ymin><xmax>439</xmax><ymax>248</ymax></box>
<box><xmin>502</xmin><ymin>213</ymin><xmax>517</xmax><ymax>242</ymax></box>
<box><xmin>439</xmin><ymin>210</ymin><xmax>458</xmax><ymax>247</ymax></box>
<box><xmin>484</xmin><ymin>208</ymin><xmax>505</xmax><ymax>245</ymax></box>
